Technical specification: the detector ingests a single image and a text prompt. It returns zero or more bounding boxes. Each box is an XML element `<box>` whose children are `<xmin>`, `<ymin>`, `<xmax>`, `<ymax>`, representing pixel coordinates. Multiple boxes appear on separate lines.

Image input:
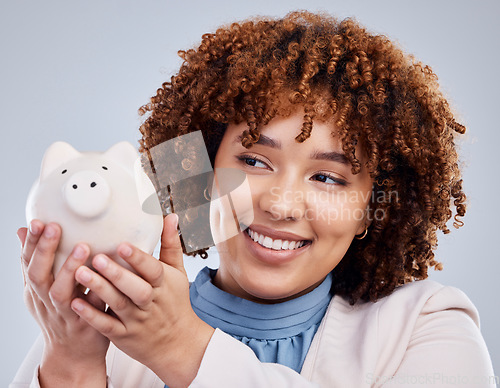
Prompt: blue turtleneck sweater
<box><xmin>189</xmin><ymin>267</ymin><xmax>333</xmax><ymax>373</ymax></box>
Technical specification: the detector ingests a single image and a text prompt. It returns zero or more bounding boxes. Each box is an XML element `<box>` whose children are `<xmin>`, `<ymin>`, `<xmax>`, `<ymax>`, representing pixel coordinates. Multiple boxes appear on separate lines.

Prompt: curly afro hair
<box><xmin>139</xmin><ymin>10</ymin><xmax>466</xmax><ymax>304</ymax></box>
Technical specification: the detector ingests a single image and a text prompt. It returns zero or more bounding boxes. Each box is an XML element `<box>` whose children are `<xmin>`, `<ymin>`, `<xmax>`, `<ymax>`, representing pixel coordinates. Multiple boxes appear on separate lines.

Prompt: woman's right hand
<box><xmin>17</xmin><ymin>219</ymin><xmax>110</xmax><ymax>387</ymax></box>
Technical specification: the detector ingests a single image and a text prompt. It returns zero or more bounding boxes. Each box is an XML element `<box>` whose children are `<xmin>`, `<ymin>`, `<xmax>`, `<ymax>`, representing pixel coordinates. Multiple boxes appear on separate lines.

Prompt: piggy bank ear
<box><xmin>40</xmin><ymin>142</ymin><xmax>81</xmax><ymax>181</ymax></box>
<box><xmin>104</xmin><ymin>141</ymin><xmax>138</xmax><ymax>170</ymax></box>
<box><xmin>134</xmin><ymin>158</ymin><xmax>162</xmax><ymax>215</ymax></box>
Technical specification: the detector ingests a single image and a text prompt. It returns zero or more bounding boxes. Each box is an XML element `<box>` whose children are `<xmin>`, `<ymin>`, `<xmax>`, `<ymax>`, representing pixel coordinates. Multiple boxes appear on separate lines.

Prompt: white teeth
<box><xmin>272</xmin><ymin>239</ymin><xmax>282</xmax><ymax>250</ymax></box>
<box><xmin>262</xmin><ymin>236</ymin><xmax>273</xmax><ymax>249</ymax></box>
<box><xmin>246</xmin><ymin>229</ymin><xmax>307</xmax><ymax>251</ymax></box>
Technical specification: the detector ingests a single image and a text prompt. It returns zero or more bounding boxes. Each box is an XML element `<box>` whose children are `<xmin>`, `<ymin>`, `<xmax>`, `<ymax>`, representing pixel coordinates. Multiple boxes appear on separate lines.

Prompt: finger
<box><xmin>77</xmin><ymin>283</ymin><xmax>88</xmax><ymax>294</ymax></box>
<box><xmin>24</xmin><ymin>282</ymin><xmax>50</xmax><ymax>324</ymax></box>
<box><xmin>85</xmin><ymin>289</ymin><xmax>106</xmax><ymax>311</ymax></box>
<box><xmin>19</xmin><ymin>228</ymin><xmax>29</xmax><ymax>287</ymax></box>
<box><xmin>71</xmin><ymin>297</ymin><xmax>126</xmax><ymax>338</ymax></box>
<box><xmin>17</xmin><ymin>227</ymin><xmax>28</xmax><ymax>247</ymax></box>
<box><xmin>117</xmin><ymin>243</ymin><xmax>164</xmax><ymax>288</ymax></box>
<box><xmin>73</xmin><ymin>284</ymin><xmax>105</xmax><ymax>311</ymax></box>
<box><xmin>159</xmin><ymin>213</ymin><xmax>185</xmax><ymax>274</ymax></box>
<box><xmin>21</xmin><ymin>220</ymin><xmax>45</xmax><ymax>268</ymax></box>
<box><xmin>90</xmin><ymin>254</ymin><xmax>154</xmax><ymax>308</ymax></box>
<box><xmin>18</xmin><ymin>228</ymin><xmax>29</xmax><ymax>286</ymax></box>
<box><xmin>27</xmin><ymin>223</ymin><xmax>60</xmax><ymax>298</ymax></box>
<box><xmin>48</xmin><ymin>244</ymin><xmax>90</xmax><ymax>315</ymax></box>
<box><xmin>75</xmin><ymin>261</ymin><xmax>140</xmax><ymax>313</ymax></box>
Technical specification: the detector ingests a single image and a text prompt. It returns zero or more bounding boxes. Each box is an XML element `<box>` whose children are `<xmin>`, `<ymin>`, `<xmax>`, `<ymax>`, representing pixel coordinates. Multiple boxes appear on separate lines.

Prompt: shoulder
<box><xmin>331</xmin><ymin>278</ymin><xmax>479</xmax><ymax>328</ymax></box>
<box><xmin>388</xmin><ymin>279</ymin><xmax>479</xmax><ymax>325</ymax></box>
<box><xmin>323</xmin><ymin>279</ymin><xmax>482</xmax><ymax>368</ymax></box>
<box><xmin>304</xmin><ymin>280</ymin><xmax>487</xmax><ymax>383</ymax></box>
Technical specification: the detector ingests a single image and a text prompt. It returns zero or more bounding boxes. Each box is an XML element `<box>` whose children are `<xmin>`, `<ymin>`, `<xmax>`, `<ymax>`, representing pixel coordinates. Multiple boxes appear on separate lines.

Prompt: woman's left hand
<box><xmin>71</xmin><ymin>213</ymin><xmax>215</xmax><ymax>388</ymax></box>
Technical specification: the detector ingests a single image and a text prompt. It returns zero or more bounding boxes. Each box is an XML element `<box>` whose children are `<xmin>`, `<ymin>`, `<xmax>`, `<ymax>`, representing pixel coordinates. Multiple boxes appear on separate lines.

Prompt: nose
<box><xmin>259</xmin><ymin>175</ymin><xmax>306</xmax><ymax>222</ymax></box>
<box><xmin>63</xmin><ymin>170</ymin><xmax>111</xmax><ymax>218</ymax></box>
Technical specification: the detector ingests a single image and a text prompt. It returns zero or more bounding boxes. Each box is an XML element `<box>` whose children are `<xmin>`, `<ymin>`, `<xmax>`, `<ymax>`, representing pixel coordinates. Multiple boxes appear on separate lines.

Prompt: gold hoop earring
<box><xmin>203</xmin><ymin>187</ymin><xmax>211</xmax><ymax>201</ymax></box>
<box><xmin>355</xmin><ymin>227</ymin><xmax>368</xmax><ymax>240</ymax></box>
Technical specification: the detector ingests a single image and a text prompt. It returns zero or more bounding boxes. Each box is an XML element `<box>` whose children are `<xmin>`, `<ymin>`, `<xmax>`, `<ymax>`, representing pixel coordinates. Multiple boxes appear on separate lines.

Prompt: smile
<box><xmin>246</xmin><ymin>228</ymin><xmax>310</xmax><ymax>251</ymax></box>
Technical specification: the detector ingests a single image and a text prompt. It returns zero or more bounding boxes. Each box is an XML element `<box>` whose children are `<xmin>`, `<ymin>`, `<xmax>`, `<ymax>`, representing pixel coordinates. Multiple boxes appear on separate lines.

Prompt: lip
<box><xmin>243</xmin><ymin>227</ymin><xmax>311</xmax><ymax>265</ymax></box>
<box><xmin>245</xmin><ymin>224</ymin><xmax>311</xmax><ymax>242</ymax></box>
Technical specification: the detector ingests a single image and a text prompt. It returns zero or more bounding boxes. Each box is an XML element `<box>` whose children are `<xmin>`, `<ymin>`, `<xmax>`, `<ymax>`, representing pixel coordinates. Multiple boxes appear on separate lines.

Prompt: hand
<box><xmin>18</xmin><ymin>220</ymin><xmax>109</xmax><ymax>387</ymax></box>
<box><xmin>71</xmin><ymin>213</ymin><xmax>215</xmax><ymax>388</ymax></box>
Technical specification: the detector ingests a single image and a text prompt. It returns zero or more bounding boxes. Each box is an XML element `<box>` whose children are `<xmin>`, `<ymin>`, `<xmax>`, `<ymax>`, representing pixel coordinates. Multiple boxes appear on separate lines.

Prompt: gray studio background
<box><xmin>1</xmin><ymin>0</ymin><xmax>498</xmax><ymax>384</ymax></box>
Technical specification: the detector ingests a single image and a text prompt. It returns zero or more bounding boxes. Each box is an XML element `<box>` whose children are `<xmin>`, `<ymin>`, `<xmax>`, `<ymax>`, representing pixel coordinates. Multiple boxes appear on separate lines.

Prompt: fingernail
<box><xmin>172</xmin><ymin>213</ymin><xmax>179</xmax><ymax>229</ymax></box>
<box><xmin>72</xmin><ymin>300</ymin><xmax>84</xmax><ymax>312</ymax></box>
<box><xmin>119</xmin><ymin>244</ymin><xmax>132</xmax><ymax>258</ymax></box>
<box><xmin>29</xmin><ymin>222</ymin><xmax>39</xmax><ymax>236</ymax></box>
<box><xmin>77</xmin><ymin>267</ymin><xmax>92</xmax><ymax>282</ymax></box>
<box><xmin>73</xmin><ymin>245</ymin><xmax>87</xmax><ymax>260</ymax></box>
<box><xmin>44</xmin><ymin>225</ymin><xmax>56</xmax><ymax>239</ymax></box>
<box><xmin>94</xmin><ymin>255</ymin><xmax>108</xmax><ymax>269</ymax></box>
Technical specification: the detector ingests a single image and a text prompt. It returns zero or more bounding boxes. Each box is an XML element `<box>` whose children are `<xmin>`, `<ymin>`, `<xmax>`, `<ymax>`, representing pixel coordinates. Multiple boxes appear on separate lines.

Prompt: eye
<box><xmin>61</xmin><ymin>169</ymin><xmax>67</xmax><ymax>174</ymax></box>
<box><xmin>236</xmin><ymin>154</ymin><xmax>347</xmax><ymax>186</ymax></box>
<box><xmin>102</xmin><ymin>166</ymin><xmax>108</xmax><ymax>170</ymax></box>
<box><xmin>236</xmin><ymin>155</ymin><xmax>269</xmax><ymax>169</ymax></box>
<box><xmin>311</xmin><ymin>173</ymin><xmax>347</xmax><ymax>186</ymax></box>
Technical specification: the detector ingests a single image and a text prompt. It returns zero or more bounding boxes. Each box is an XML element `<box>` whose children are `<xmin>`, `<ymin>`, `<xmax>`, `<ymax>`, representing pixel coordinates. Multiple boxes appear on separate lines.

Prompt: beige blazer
<box><xmin>11</xmin><ymin>279</ymin><xmax>496</xmax><ymax>387</ymax></box>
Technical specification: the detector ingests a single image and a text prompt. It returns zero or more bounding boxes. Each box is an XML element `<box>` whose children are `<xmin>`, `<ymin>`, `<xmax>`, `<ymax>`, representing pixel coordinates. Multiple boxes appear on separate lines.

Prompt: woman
<box><xmin>12</xmin><ymin>10</ymin><xmax>495</xmax><ymax>387</ymax></box>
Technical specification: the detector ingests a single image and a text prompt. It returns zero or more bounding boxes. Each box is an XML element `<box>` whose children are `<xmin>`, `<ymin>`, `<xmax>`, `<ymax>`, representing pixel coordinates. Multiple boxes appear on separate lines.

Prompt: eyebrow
<box><xmin>234</xmin><ymin>134</ymin><xmax>350</xmax><ymax>166</ymax></box>
<box><xmin>234</xmin><ymin>134</ymin><xmax>282</xmax><ymax>149</ymax></box>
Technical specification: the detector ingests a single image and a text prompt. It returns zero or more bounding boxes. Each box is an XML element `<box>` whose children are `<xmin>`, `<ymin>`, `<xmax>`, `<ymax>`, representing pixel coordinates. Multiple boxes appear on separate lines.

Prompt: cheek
<box><xmin>227</xmin><ymin>176</ymin><xmax>255</xmax><ymax>228</ymax></box>
<box><xmin>308</xmin><ymin>192</ymin><xmax>370</xmax><ymax>235</ymax></box>
<box><xmin>209</xmin><ymin>171</ymin><xmax>254</xmax><ymax>244</ymax></box>
<box><xmin>209</xmin><ymin>195</ymin><xmax>237</xmax><ymax>244</ymax></box>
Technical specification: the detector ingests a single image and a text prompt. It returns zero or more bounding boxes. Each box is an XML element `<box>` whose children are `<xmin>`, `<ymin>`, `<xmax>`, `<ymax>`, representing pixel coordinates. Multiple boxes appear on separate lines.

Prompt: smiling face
<box><xmin>209</xmin><ymin>112</ymin><xmax>374</xmax><ymax>303</ymax></box>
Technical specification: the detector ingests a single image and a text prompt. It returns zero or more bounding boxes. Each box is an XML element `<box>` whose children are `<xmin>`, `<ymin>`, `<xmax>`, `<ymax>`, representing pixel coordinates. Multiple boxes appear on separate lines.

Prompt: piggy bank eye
<box><xmin>61</xmin><ymin>169</ymin><xmax>67</xmax><ymax>174</ymax></box>
<box><xmin>102</xmin><ymin>166</ymin><xmax>108</xmax><ymax>170</ymax></box>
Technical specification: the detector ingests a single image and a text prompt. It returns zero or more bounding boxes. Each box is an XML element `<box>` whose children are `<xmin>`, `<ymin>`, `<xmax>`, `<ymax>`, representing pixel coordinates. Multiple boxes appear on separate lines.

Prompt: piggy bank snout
<box><xmin>63</xmin><ymin>170</ymin><xmax>111</xmax><ymax>218</ymax></box>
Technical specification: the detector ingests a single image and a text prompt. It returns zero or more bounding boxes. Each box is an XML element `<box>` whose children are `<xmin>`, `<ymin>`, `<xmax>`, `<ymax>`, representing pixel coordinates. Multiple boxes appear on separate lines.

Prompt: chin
<box><xmin>237</xmin><ymin>270</ymin><xmax>305</xmax><ymax>303</ymax></box>
<box><xmin>216</xmin><ymin>234</ymin><xmax>314</xmax><ymax>303</ymax></box>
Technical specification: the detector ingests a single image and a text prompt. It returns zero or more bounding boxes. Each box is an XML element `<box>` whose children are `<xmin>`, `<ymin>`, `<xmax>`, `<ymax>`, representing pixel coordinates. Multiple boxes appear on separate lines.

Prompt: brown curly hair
<box><xmin>139</xmin><ymin>10</ymin><xmax>466</xmax><ymax>304</ymax></box>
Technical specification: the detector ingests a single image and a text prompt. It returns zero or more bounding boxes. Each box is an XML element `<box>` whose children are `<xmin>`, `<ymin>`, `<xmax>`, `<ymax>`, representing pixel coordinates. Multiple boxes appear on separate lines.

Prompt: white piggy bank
<box><xmin>26</xmin><ymin>141</ymin><xmax>164</xmax><ymax>275</ymax></box>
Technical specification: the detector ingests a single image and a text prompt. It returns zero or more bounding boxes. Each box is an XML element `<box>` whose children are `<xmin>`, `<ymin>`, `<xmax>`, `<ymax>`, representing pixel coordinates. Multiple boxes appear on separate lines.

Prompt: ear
<box><xmin>355</xmin><ymin>203</ymin><xmax>373</xmax><ymax>235</ymax></box>
<box><xmin>40</xmin><ymin>141</ymin><xmax>81</xmax><ymax>181</ymax></box>
<box><xmin>134</xmin><ymin>157</ymin><xmax>162</xmax><ymax>215</ymax></box>
<box><xmin>104</xmin><ymin>141</ymin><xmax>139</xmax><ymax>170</ymax></box>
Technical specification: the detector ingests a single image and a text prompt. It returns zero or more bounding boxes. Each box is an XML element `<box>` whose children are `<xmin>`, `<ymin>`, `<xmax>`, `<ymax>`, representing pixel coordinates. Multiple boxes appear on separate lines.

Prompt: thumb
<box><xmin>159</xmin><ymin>213</ymin><xmax>185</xmax><ymax>273</ymax></box>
